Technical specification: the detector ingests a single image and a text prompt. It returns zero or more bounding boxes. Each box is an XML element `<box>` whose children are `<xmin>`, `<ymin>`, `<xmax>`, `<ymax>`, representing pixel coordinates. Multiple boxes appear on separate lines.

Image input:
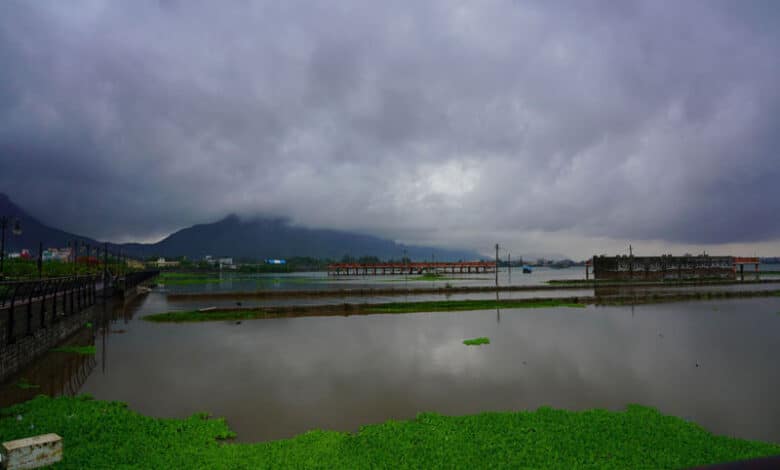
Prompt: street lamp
<box><xmin>0</xmin><ymin>216</ymin><xmax>22</xmax><ymax>276</ymax></box>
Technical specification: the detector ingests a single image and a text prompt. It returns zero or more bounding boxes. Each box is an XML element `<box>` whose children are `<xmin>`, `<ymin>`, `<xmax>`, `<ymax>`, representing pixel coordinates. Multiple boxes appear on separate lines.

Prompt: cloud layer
<box><xmin>1</xmin><ymin>0</ymin><xmax>779</xmax><ymax>258</ymax></box>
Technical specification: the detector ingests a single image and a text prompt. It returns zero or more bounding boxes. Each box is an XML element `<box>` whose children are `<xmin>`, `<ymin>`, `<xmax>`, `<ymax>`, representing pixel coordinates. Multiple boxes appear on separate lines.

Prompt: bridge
<box><xmin>327</xmin><ymin>261</ymin><xmax>496</xmax><ymax>276</ymax></box>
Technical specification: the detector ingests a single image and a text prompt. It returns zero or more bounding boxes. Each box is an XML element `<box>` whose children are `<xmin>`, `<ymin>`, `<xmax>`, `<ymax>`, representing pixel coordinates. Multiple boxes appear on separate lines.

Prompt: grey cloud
<box><xmin>1</xmin><ymin>0</ymin><xmax>779</xmax><ymax>256</ymax></box>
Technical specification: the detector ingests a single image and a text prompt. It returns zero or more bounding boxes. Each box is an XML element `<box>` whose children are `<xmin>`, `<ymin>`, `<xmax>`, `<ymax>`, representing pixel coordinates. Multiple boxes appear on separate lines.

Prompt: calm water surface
<box><xmin>56</xmin><ymin>291</ymin><xmax>780</xmax><ymax>443</ymax></box>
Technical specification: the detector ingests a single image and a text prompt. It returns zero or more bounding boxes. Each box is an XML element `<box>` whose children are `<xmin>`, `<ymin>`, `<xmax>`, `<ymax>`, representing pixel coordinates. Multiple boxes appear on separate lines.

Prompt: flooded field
<box><xmin>157</xmin><ymin>266</ymin><xmax>589</xmax><ymax>294</ymax></box>
<box><xmin>6</xmin><ymin>284</ymin><xmax>779</xmax><ymax>445</ymax></box>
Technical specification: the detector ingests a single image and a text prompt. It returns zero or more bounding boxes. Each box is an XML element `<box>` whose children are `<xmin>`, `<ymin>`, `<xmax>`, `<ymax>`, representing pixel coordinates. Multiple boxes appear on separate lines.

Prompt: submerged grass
<box><xmin>1</xmin><ymin>395</ymin><xmax>778</xmax><ymax>469</ymax></box>
<box><xmin>157</xmin><ymin>272</ymin><xmax>324</xmax><ymax>286</ymax></box>
<box><xmin>15</xmin><ymin>378</ymin><xmax>40</xmax><ymax>390</ymax></box>
<box><xmin>144</xmin><ymin>299</ymin><xmax>586</xmax><ymax>323</ymax></box>
<box><xmin>463</xmin><ymin>337</ymin><xmax>490</xmax><ymax>346</ymax></box>
<box><xmin>366</xmin><ymin>299</ymin><xmax>586</xmax><ymax>314</ymax></box>
<box><xmin>50</xmin><ymin>345</ymin><xmax>96</xmax><ymax>355</ymax></box>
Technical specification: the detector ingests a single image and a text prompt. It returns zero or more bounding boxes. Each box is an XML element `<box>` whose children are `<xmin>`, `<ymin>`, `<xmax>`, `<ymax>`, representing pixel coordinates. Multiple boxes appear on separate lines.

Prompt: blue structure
<box><xmin>265</xmin><ymin>259</ymin><xmax>286</xmax><ymax>265</ymax></box>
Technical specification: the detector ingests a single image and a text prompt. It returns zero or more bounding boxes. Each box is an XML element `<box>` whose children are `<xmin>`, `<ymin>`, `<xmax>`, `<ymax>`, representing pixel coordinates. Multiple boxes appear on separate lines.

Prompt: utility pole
<box><xmin>495</xmin><ymin>243</ymin><xmax>499</xmax><ymax>287</ymax></box>
<box><xmin>508</xmin><ymin>253</ymin><xmax>511</xmax><ymax>284</ymax></box>
<box><xmin>103</xmin><ymin>242</ymin><xmax>108</xmax><ymax>298</ymax></box>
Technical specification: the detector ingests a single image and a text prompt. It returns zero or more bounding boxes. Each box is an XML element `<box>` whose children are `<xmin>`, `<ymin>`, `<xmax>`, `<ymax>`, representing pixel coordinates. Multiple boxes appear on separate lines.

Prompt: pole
<box><xmin>403</xmin><ymin>248</ymin><xmax>407</xmax><ymax>291</ymax></box>
<box><xmin>0</xmin><ymin>217</ymin><xmax>6</xmax><ymax>275</ymax></box>
<box><xmin>495</xmin><ymin>243</ymin><xmax>499</xmax><ymax>287</ymax></box>
<box><xmin>103</xmin><ymin>242</ymin><xmax>108</xmax><ymax>298</ymax></box>
<box><xmin>508</xmin><ymin>253</ymin><xmax>511</xmax><ymax>284</ymax></box>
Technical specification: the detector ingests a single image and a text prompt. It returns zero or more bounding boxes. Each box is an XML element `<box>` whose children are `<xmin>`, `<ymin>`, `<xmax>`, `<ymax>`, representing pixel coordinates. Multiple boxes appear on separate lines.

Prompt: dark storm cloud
<box><xmin>1</xmin><ymin>0</ymin><xmax>779</xmax><ymax>254</ymax></box>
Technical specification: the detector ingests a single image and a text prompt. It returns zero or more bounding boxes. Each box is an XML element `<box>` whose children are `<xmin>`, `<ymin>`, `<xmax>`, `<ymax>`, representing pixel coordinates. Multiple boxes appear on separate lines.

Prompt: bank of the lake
<box><xmin>2</xmin><ymin>395</ymin><xmax>778</xmax><ymax>469</ymax></box>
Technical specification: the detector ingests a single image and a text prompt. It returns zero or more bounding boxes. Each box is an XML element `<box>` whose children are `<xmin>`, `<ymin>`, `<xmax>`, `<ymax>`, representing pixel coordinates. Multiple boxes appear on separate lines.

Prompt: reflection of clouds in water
<box><xmin>80</xmin><ymin>293</ymin><xmax>780</xmax><ymax>442</ymax></box>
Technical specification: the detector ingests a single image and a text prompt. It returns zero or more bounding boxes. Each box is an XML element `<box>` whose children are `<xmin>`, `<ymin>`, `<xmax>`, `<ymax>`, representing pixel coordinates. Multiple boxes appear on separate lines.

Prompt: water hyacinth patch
<box><xmin>1</xmin><ymin>396</ymin><xmax>780</xmax><ymax>469</ymax></box>
<box><xmin>15</xmin><ymin>378</ymin><xmax>40</xmax><ymax>389</ymax></box>
<box><xmin>463</xmin><ymin>337</ymin><xmax>490</xmax><ymax>346</ymax></box>
<box><xmin>50</xmin><ymin>345</ymin><xmax>96</xmax><ymax>355</ymax></box>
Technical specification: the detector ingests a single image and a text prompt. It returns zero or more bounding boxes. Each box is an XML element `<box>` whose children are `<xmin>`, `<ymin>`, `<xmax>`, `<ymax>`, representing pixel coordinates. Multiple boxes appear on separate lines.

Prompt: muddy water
<box><xmin>42</xmin><ymin>292</ymin><xmax>778</xmax><ymax>444</ymax></box>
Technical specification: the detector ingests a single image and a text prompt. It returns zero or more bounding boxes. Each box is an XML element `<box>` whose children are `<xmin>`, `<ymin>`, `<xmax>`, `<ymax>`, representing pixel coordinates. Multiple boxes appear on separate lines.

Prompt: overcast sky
<box><xmin>1</xmin><ymin>0</ymin><xmax>779</xmax><ymax>259</ymax></box>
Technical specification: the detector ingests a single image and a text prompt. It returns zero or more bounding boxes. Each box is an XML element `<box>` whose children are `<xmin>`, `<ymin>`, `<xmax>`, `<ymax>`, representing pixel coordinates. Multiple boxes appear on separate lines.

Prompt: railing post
<box><xmin>40</xmin><ymin>280</ymin><xmax>48</xmax><ymax>329</ymax></box>
<box><xmin>69</xmin><ymin>278</ymin><xmax>75</xmax><ymax>315</ymax></box>
<box><xmin>26</xmin><ymin>282</ymin><xmax>35</xmax><ymax>336</ymax></box>
<box><xmin>7</xmin><ymin>283</ymin><xmax>18</xmax><ymax>344</ymax></box>
<box><xmin>52</xmin><ymin>279</ymin><xmax>60</xmax><ymax>320</ymax></box>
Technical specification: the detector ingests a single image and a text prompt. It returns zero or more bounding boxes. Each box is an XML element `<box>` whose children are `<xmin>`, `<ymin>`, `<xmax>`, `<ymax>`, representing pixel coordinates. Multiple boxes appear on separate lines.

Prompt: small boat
<box><xmin>522</xmin><ymin>265</ymin><xmax>533</xmax><ymax>273</ymax></box>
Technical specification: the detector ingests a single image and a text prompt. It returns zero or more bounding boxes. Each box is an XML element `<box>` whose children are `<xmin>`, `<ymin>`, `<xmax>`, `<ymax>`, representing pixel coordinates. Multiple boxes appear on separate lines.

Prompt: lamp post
<box><xmin>0</xmin><ymin>216</ymin><xmax>23</xmax><ymax>277</ymax></box>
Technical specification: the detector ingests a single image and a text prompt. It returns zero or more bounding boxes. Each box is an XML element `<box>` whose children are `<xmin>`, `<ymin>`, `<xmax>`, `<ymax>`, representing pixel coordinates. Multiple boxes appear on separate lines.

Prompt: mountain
<box><xmin>0</xmin><ymin>194</ymin><xmax>480</xmax><ymax>261</ymax></box>
<box><xmin>121</xmin><ymin>214</ymin><xmax>480</xmax><ymax>261</ymax></box>
<box><xmin>0</xmin><ymin>193</ymin><xmax>104</xmax><ymax>253</ymax></box>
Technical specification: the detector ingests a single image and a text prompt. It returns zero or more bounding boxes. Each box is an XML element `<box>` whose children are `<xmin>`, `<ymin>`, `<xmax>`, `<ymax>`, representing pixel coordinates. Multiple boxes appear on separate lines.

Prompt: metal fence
<box><xmin>1</xmin><ymin>270</ymin><xmax>159</xmax><ymax>346</ymax></box>
<box><xmin>0</xmin><ymin>275</ymin><xmax>99</xmax><ymax>345</ymax></box>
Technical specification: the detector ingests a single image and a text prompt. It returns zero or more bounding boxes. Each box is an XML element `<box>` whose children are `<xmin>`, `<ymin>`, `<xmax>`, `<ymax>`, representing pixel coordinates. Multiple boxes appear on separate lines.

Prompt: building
<box><xmin>588</xmin><ymin>255</ymin><xmax>759</xmax><ymax>281</ymax></box>
<box><xmin>43</xmin><ymin>248</ymin><xmax>72</xmax><ymax>262</ymax></box>
<box><xmin>156</xmin><ymin>257</ymin><xmax>180</xmax><ymax>268</ymax></box>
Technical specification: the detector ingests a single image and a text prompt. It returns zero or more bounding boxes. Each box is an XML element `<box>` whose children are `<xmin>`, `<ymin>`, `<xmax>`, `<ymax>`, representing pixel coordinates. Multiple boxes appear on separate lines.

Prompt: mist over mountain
<box><xmin>0</xmin><ymin>194</ymin><xmax>479</xmax><ymax>261</ymax></box>
<box><xmin>0</xmin><ymin>193</ymin><xmax>103</xmax><ymax>253</ymax></box>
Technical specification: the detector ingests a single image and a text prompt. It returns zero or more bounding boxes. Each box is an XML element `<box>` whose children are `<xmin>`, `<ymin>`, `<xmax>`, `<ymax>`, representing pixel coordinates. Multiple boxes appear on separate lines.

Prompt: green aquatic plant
<box><xmin>1</xmin><ymin>396</ymin><xmax>778</xmax><ymax>469</ymax></box>
<box><xmin>366</xmin><ymin>299</ymin><xmax>586</xmax><ymax>314</ymax></box>
<box><xmin>50</xmin><ymin>345</ymin><xmax>96</xmax><ymax>355</ymax></box>
<box><xmin>463</xmin><ymin>337</ymin><xmax>490</xmax><ymax>346</ymax></box>
<box><xmin>15</xmin><ymin>378</ymin><xmax>40</xmax><ymax>390</ymax></box>
<box><xmin>144</xmin><ymin>299</ymin><xmax>587</xmax><ymax>323</ymax></box>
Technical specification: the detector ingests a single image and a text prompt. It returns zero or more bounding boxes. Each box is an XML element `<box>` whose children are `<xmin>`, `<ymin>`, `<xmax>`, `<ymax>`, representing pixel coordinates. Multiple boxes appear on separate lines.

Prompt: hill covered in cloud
<box><xmin>0</xmin><ymin>194</ymin><xmax>479</xmax><ymax>261</ymax></box>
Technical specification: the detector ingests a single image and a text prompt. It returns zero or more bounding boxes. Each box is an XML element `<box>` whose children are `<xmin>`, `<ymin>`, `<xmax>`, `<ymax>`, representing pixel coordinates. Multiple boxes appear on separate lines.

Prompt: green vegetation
<box><xmin>365</xmin><ymin>299</ymin><xmax>586</xmax><ymax>314</ymax></box>
<box><xmin>50</xmin><ymin>345</ymin><xmax>96</xmax><ymax>355</ymax></box>
<box><xmin>463</xmin><ymin>337</ymin><xmax>490</xmax><ymax>346</ymax></box>
<box><xmin>144</xmin><ymin>299</ymin><xmax>586</xmax><ymax>323</ymax></box>
<box><xmin>1</xmin><ymin>396</ymin><xmax>778</xmax><ymax>469</ymax></box>
<box><xmin>0</xmin><ymin>257</ymin><xmax>133</xmax><ymax>281</ymax></box>
<box><xmin>255</xmin><ymin>276</ymin><xmax>324</xmax><ymax>285</ymax></box>
<box><xmin>15</xmin><ymin>378</ymin><xmax>40</xmax><ymax>390</ymax></box>
<box><xmin>145</xmin><ymin>310</ymin><xmax>283</xmax><ymax>323</ymax></box>
<box><xmin>155</xmin><ymin>272</ymin><xmax>324</xmax><ymax>286</ymax></box>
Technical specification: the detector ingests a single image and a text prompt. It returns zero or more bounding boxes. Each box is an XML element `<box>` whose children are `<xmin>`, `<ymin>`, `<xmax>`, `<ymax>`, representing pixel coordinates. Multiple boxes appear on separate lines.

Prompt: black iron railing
<box><xmin>1</xmin><ymin>270</ymin><xmax>159</xmax><ymax>346</ymax></box>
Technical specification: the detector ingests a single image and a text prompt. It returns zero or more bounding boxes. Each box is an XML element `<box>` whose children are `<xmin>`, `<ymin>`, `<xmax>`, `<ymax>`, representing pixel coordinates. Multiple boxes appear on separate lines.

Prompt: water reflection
<box><xmin>0</xmin><ymin>327</ymin><xmax>96</xmax><ymax>407</ymax></box>
<box><xmin>68</xmin><ymin>293</ymin><xmax>780</xmax><ymax>444</ymax></box>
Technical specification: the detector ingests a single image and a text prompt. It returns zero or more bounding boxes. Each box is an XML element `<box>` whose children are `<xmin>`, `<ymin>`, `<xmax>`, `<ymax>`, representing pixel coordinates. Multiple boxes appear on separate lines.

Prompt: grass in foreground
<box><xmin>50</xmin><ymin>345</ymin><xmax>96</xmax><ymax>355</ymax></box>
<box><xmin>1</xmin><ymin>396</ymin><xmax>778</xmax><ymax>469</ymax></box>
<box><xmin>463</xmin><ymin>337</ymin><xmax>490</xmax><ymax>346</ymax></box>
